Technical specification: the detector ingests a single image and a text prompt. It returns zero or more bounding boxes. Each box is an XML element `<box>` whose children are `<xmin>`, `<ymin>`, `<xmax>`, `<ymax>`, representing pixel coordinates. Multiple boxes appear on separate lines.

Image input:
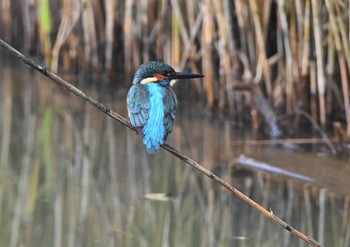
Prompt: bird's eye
<box><xmin>164</xmin><ymin>71</ymin><xmax>175</xmax><ymax>76</ymax></box>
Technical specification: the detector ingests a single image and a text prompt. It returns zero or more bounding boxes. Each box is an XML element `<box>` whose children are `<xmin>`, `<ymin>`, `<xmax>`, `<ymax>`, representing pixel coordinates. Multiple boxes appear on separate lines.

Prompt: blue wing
<box><xmin>127</xmin><ymin>84</ymin><xmax>177</xmax><ymax>153</ymax></box>
<box><xmin>127</xmin><ymin>84</ymin><xmax>150</xmax><ymax>128</ymax></box>
<box><xmin>163</xmin><ymin>87</ymin><xmax>177</xmax><ymax>136</ymax></box>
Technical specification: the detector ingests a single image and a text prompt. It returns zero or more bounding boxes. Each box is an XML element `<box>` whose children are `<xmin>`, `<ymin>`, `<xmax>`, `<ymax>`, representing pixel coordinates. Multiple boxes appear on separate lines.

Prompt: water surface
<box><xmin>0</xmin><ymin>56</ymin><xmax>349</xmax><ymax>247</ymax></box>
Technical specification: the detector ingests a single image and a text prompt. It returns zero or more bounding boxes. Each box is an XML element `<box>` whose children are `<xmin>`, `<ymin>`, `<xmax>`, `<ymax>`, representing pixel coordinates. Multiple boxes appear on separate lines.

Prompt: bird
<box><xmin>127</xmin><ymin>61</ymin><xmax>204</xmax><ymax>154</ymax></box>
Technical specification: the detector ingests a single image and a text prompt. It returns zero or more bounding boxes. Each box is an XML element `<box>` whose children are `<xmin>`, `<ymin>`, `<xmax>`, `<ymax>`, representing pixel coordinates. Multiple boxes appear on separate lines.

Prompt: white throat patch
<box><xmin>140</xmin><ymin>77</ymin><xmax>158</xmax><ymax>84</ymax></box>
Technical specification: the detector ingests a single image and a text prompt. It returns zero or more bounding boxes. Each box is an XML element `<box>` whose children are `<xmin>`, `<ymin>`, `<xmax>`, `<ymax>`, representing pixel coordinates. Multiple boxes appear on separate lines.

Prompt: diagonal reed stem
<box><xmin>0</xmin><ymin>39</ymin><xmax>322</xmax><ymax>247</ymax></box>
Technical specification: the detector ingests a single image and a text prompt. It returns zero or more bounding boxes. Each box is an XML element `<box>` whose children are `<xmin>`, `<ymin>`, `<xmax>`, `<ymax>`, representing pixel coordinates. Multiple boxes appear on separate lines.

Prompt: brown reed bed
<box><xmin>1</xmin><ymin>0</ymin><xmax>350</xmax><ymax>150</ymax></box>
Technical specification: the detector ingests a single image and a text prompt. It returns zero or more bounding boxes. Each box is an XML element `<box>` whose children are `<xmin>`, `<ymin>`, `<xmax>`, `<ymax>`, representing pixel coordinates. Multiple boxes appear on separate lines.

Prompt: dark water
<box><xmin>0</xmin><ymin>57</ymin><xmax>349</xmax><ymax>247</ymax></box>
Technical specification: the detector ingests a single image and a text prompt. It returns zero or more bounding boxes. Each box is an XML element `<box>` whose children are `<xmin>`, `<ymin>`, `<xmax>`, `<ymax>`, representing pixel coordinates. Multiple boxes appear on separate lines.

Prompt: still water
<box><xmin>0</xmin><ymin>56</ymin><xmax>349</xmax><ymax>247</ymax></box>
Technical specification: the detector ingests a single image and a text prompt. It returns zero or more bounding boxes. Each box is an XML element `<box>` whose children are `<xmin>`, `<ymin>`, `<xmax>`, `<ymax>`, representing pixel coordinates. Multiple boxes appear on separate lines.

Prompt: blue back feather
<box><xmin>142</xmin><ymin>83</ymin><xmax>166</xmax><ymax>153</ymax></box>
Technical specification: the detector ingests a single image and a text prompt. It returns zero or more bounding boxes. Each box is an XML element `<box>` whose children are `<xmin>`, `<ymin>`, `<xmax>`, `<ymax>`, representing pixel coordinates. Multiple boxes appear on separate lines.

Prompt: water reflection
<box><xmin>0</xmin><ymin>62</ymin><xmax>349</xmax><ymax>247</ymax></box>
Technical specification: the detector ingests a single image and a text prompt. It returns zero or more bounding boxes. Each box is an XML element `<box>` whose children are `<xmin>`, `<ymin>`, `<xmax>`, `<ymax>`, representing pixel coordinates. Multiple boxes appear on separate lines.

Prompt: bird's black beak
<box><xmin>168</xmin><ymin>72</ymin><xmax>204</xmax><ymax>80</ymax></box>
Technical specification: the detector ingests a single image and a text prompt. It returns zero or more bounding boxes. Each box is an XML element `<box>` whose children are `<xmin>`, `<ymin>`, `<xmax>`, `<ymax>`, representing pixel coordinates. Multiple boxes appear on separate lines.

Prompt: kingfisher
<box><xmin>127</xmin><ymin>61</ymin><xmax>204</xmax><ymax>154</ymax></box>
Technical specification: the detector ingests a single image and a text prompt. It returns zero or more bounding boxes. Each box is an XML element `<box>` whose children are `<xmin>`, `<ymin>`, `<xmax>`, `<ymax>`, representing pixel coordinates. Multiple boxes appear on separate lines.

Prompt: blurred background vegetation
<box><xmin>1</xmin><ymin>0</ymin><xmax>350</xmax><ymax>147</ymax></box>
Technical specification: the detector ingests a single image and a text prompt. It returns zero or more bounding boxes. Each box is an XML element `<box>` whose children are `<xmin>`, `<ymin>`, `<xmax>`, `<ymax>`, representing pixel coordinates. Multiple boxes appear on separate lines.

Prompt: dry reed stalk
<box><xmin>334</xmin><ymin>1</ymin><xmax>350</xmax><ymax>73</ymax></box>
<box><xmin>261</xmin><ymin>0</ymin><xmax>272</xmax><ymax>43</ymax></box>
<box><xmin>310</xmin><ymin>61</ymin><xmax>318</xmax><ymax>125</ymax></box>
<box><xmin>104</xmin><ymin>0</ymin><xmax>115</xmax><ymax>71</ymax></box>
<box><xmin>38</xmin><ymin>0</ymin><xmax>53</xmax><ymax>63</ymax></box>
<box><xmin>248</xmin><ymin>0</ymin><xmax>272</xmax><ymax>96</ymax></box>
<box><xmin>234</xmin><ymin>0</ymin><xmax>248</xmax><ymax>55</ymax></box>
<box><xmin>170</xmin><ymin>0</ymin><xmax>190</xmax><ymax>48</ymax></box>
<box><xmin>223</xmin><ymin>0</ymin><xmax>236</xmax><ymax>59</ymax></box>
<box><xmin>311</xmin><ymin>0</ymin><xmax>326</xmax><ymax>129</ymax></box>
<box><xmin>212</xmin><ymin>0</ymin><xmax>231</xmax><ymax>109</ymax></box>
<box><xmin>1</xmin><ymin>0</ymin><xmax>12</xmax><ymax>40</ymax></box>
<box><xmin>0</xmin><ymin>39</ymin><xmax>322</xmax><ymax>247</ymax></box>
<box><xmin>21</xmin><ymin>0</ymin><xmax>33</xmax><ymax>51</ymax></box>
<box><xmin>51</xmin><ymin>0</ymin><xmax>80</xmax><ymax>72</ymax></box>
<box><xmin>294</xmin><ymin>0</ymin><xmax>305</xmax><ymax>102</ymax></box>
<box><xmin>290</xmin><ymin>4</ymin><xmax>300</xmax><ymax>83</ymax></box>
<box><xmin>326</xmin><ymin>30</ymin><xmax>335</xmax><ymax>80</ymax></box>
<box><xmin>154</xmin><ymin>0</ymin><xmax>167</xmax><ymax>60</ymax></box>
<box><xmin>124</xmin><ymin>0</ymin><xmax>134</xmax><ymax>78</ymax></box>
<box><xmin>171</xmin><ymin>6</ymin><xmax>181</xmax><ymax>66</ymax></box>
<box><xmin>178</xmin><ymin>8</ymin><xmax>203</xmax><ymax>70</ymax></box>
<box><xmin>277</xmin><ymin>0</ymin><xmax>294</xmax><ymax>113</ymax></box>
<box><xmin>244</xmin><ymin>2</ymin><xmax>257</xmax><ymax>65</ymax></box>
<box><xmin>170</xmin><ymin>0</ymin><xmax>191</xmax><ymax>68</ymax></box>
<box><xmin>326</xmin><ymin>0</ymin><xmax>350</xmax><ymax>137</ymax></box>
<box><xmin>339</xmin><ymin>58</ymin><xmax>350</xmax><ymax>137</ymax></box>
<box><xmin>141</xmin><ymin>0</ymin><xmax>150</xmax><ymax>62</ymax></box>
<box><xmin>301</xmin><ymin>0</ymin><xmax>310</xmax><ymax>77</ymax></box>
<box><xmin>186</xmin><ymin>0</ymin><xmax>196</xmax><ymax>31</ymax></box>
<box><xmin>294</xmin><ymin>0</ymin><xmax>304</xmax><ymax>44</ymax></box>
<box><xmin>92</xmin><ymin>1</ymin><xmax>105</xmax><ymax>43</ymax></box>
<box><xmin>221</xmin><ymin>51</ymin><xmax>233</xmax><ymax>110</ymax></box>
<box><xmin>223</xmin><ymin>0</ymin><xmax>239</xmax><ymax>114</ymax></box>
<box><xmin>201</xmin><ymin>1</ymin><xmax>215</xmax><ymax>107</ymax></box>
<box><xmin>81</xmin><ymin>0</ymin><xmax>98</xmax><ymax>69</ymax></box>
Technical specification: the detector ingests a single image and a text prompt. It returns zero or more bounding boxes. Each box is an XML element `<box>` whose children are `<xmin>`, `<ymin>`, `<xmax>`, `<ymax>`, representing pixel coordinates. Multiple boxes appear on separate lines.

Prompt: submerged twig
<box><xmin>0</xmin><ymin>39</ymin><xmax>321</xmax><ymax>247</ymax></box>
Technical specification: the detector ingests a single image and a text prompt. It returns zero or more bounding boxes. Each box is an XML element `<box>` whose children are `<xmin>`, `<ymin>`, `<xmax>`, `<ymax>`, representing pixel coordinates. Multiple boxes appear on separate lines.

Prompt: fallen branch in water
<box><xmin>0</xmin><ymin>39</ymin><xmax>321</xmax><ymax>247</ymax></box>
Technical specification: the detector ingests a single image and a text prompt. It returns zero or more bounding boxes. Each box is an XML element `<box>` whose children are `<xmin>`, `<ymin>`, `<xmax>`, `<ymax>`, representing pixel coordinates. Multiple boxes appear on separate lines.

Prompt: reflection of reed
<box><xmin>1</xmin><ymin>65</ymin><xmax>349</xmax><ymax>246</ymax></box>
<box><xmin>0</xmin><ymin>68</ymin><xmax>12</xmax><ymax>221</ymax></box>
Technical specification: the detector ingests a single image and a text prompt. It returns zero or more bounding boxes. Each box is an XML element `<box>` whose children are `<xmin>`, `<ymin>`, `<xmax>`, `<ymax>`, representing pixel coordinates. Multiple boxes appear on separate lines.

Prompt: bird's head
<box><xmin>132</xmin><ymin>61</ymin><xmax>204</xmax><ymax>86</ymax></box>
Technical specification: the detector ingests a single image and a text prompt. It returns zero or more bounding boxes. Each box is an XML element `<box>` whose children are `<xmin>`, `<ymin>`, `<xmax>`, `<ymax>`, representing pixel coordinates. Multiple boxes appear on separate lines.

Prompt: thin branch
<box><xmin>0</xmin><ymin>39</ymin><xmax>322</xmax><ymax>247</ymax></box>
